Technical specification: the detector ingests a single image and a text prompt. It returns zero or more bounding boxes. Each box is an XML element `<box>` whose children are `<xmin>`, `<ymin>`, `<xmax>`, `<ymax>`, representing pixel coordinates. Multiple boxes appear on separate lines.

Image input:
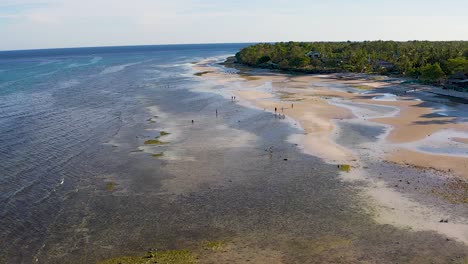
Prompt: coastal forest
<box><xmin>235</xmin><ymin>41</ymin><xmax>468</xmax><ymax>91</ymax></box>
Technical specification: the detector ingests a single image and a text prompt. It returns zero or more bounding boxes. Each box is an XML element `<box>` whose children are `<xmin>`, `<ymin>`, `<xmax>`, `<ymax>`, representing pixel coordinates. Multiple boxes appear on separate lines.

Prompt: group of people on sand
<box><xmin>273</xmin><ymin>104</ymin><xmax>293</xmax><ymax>120</ymax></box>
<box><xmin>193</xmin><ymin>96</ymin><xmax>292</xmax><ymax>124</ymax></box>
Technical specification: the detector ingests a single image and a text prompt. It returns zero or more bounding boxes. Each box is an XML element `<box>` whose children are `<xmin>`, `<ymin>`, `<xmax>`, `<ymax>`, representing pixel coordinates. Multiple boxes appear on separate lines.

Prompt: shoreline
<box><xmin>195</xmin><ymin>59</ymin><xmax>468</xmax><ymax>178</ymax></box>
<box><xmin>193</xmin><ymin>57</ymin><xmax>468</xmax><ymax>244</ymax></box>
<box><xmin>5</xmin><ymin>45</ymin><xmax>468</xmax><ymax>264</ymax></box>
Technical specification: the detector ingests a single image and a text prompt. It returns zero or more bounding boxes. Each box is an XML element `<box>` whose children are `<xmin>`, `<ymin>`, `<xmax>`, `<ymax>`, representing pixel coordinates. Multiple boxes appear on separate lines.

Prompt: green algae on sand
<box><xmin>352</xmin><ymin>84</ymin><xmax>373</xmax><ymax>90</ymax></box>
<box><xmin>339</xmin><ymin>164</ymin><xmax>351</xmax><ymax>173</ymax></box>
<box><xmin>160</xmin><ymin>131</ymin><xmax>170</xmax><ymax>136</ymax></box>
<box><xmin>144</xmin><ymin>139</ymin><xmax>168</xmax><ymax>145</ymax></box>
<box><xmin>202</xmin><ymin>240</ymin><xmax>225</xmax><ymax>252</ymax></box>
<box><xmin>152</xmin><ymin>153</ymin><xmax>164</xmax><ymax>157</ymax></box>
<box><xmin>106</xmin><ymin>182</ymin><xmax>118</xmax><ymax>192</ymax></box>
<box><xmin>98</xmin><ymin>249</ymin><xmax>197</xmax><ymax>264</ymax></box>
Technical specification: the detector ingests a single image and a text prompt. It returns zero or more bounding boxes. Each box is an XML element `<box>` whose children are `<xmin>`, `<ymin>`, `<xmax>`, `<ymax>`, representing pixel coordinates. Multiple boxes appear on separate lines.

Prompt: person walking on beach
<box><xmin>216</xmin><ymin>109</ymin><xmax>218</xmax><ymax>117</ymax></box>
<box><xmin>291</xmin><ymin>103</ymin><xmax>294</xmax><ymax>109</ymax></box>
<box><xmin>275</xmin><ymin>107</ymin><xmax>277</xmax><ymax>113</ymax></box>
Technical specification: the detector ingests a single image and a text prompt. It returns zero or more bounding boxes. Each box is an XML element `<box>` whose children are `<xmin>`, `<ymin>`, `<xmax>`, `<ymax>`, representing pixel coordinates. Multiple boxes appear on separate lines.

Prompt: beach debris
<box><xmin>152</xmin><ymin>153</ymin><xmax>164</xmax><ymax>157</ymax></box>
<box><xmin>338</xmin><ymin>164</ymin><xmax>351</xmax><ymax>173</ymax></box>
<box><xmin>439</xmin><ymin>219</ymin><xmax>449</xmax><ymax>223</ymax></box>
<box><xmin>284</xmin><ymin>158</ymin><xmax>288</xmax><ymax>161</ymax></box>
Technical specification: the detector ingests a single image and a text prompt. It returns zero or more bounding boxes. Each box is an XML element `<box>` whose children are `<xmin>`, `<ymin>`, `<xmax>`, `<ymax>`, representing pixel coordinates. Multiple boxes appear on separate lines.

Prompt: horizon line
<box><xmin>2</xmin><ymin>40</ymin><xmax>468</xmax><ymax>53</ymax></box>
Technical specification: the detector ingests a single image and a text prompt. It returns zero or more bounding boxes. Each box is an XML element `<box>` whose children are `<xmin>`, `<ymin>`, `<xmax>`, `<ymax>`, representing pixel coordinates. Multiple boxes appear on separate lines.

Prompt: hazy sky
<box><xmin>1</xmin><ymin>0</ymin><xmax>468</xmax><ymax>50</ymax></box>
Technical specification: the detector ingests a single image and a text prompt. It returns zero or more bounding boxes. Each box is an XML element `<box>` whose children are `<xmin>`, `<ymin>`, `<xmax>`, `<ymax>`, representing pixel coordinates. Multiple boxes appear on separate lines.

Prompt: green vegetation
<box><xmin>99</xmin><ymin>249</ymin><xmax>197</xmax><ymax>264</ymax></box>
<box><xmin>144</xmin><ymin>139</ymin><xmax>167</xmax><ymax>145</ymax></box>
<box><xmin>152</xmin><ymin>153</ymin><xmax>164</xmax><ymax>157</ymax></box>
<box><xmin>235</xmin><ymin>41</ymin><xmax>468</xmax><ymax>91</ymax></box>
<box><xmin>420</xmin><ymin>63</ymin><xmax>445</xmax><ymax>82</ymax></box>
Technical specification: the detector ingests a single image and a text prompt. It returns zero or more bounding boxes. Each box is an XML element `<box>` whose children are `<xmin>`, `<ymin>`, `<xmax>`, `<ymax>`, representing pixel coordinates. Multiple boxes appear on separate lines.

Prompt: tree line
<box><xmin>235</xmin><ymin>41</ymin><xmax>468</xmax><ymax>89</ymax></box>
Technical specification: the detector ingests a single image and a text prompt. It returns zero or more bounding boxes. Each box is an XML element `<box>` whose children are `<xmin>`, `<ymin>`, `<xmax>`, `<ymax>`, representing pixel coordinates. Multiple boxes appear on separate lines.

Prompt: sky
<box><xmin>1</xmin><ymin>0</ymin><xmax>468</xmax><ymax>51</ymax></box>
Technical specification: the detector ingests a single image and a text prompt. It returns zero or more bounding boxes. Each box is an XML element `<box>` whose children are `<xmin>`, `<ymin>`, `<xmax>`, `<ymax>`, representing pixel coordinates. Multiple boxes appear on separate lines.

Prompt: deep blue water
<box><xmin>0</xmin><ymin>43</ymin><xmax>249</xmax><ymax>262</ymax></box>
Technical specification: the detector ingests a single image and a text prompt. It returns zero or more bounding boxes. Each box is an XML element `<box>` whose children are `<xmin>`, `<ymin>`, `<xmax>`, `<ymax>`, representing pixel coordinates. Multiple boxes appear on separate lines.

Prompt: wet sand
<box><xmin>16</xmin><ymin>58</ymin><xmax>468</xmax><ymax>264</ymax></box>
<box><xmin>191</xmin><ymin>59</ymin><xmax>468</xmax><ymax>252</ymax></box>
<box><xmin>193</xmin><ymin>61</ymin><xmax>468</xmax><ymax>178</ymax></box>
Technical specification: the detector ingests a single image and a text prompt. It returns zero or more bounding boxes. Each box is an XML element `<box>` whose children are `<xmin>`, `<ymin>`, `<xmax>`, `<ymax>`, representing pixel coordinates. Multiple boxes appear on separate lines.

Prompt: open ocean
<box><xmin>0</xmin><ymin>44</ymin><xmax>249</xmax><ymax>263</ymax></box>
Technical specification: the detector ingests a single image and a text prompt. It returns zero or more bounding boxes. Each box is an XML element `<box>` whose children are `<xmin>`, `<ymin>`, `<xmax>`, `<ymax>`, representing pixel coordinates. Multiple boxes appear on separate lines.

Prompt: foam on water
<box><xmin>67</xmin><ymin>56</ymin><xmax>102</xmax><ymax>68</ymax></box>
<box><xmin>57</xmin><ymin>79</ymin><xmax>80</xmax><ymax>89</ymax></box>
<box><xmin>100</xmin><ymin>62</ymin><xmax>141</xmax><ymax>75</ymax></box>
